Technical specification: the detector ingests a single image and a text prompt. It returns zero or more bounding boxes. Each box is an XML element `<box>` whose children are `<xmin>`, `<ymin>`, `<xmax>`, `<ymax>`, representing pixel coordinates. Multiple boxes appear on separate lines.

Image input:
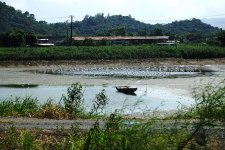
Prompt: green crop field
<box><xmin>0</xmin><ymin>44</ymin><xmax>225</xmax><ymax>61</ymax></box>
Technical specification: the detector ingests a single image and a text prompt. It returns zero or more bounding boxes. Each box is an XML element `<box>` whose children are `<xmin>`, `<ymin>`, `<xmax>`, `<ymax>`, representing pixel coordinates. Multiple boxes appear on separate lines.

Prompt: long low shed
<box><xmin>73</xmin><ymin>36</ymin><xmax>169</xmax><ymax>41</ymax></box>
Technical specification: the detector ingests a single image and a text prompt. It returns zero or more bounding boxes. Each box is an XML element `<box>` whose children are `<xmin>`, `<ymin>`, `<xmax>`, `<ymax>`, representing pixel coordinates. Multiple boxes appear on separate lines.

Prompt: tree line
<box><xmin>1</xmin><ymin>1</ymin><xmax>225</xmax><ymax>47</ymax></box>
<box><xmin>0</xmin><ymin>30</ymin><xmax>37</xmax><ymax>47</ymax></box>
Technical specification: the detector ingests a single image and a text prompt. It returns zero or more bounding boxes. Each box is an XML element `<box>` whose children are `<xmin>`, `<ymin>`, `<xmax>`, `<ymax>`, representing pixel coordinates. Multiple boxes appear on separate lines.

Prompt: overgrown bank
<box><xmin>1</xmin><ymin>44</ymin><xmax>225</xmax><ymax>61</ymax></box>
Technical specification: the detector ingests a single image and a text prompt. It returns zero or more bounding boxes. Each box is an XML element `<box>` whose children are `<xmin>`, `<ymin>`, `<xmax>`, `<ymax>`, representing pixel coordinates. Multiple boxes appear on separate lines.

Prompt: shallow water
<box><xmin>0</xmin><ymin>85</ymin><xmax>194</xmax><ymax>114</ymax></box>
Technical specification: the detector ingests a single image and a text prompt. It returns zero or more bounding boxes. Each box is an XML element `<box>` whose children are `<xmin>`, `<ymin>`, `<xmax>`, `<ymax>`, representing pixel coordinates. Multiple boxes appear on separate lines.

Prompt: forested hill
<box><xmin>72</xmin><ymin>14</ymin><xmax>220</xmax><ymax>36</ymax></box>
<box><xmin>0</xmin><ymin>1</ymin><xmax>221</xmax><ymax>37</ymax></box>
<box><xmin>0</xmin><ymin>2</ymin><xmax>52</xmax><ymax>35</ymax></box>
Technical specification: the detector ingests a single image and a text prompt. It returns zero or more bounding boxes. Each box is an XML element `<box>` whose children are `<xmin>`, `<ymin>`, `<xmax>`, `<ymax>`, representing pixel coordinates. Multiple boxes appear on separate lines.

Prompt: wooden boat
<box><xmin>115</xmin><ymin>86</ymin><xmax>137</xmax><ymax>94</ymax></box>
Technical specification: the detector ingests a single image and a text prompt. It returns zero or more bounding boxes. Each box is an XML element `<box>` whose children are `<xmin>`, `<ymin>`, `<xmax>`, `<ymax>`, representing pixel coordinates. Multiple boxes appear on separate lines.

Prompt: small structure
<box><xmin>157</xmin><ymin>40</ymin><xmax>180</xmax><ymax>46</ymax></box>
<box><xmin>36</xmin><ymin>39</ymin><xmax>54</xmax><ymax>47</ymax></box>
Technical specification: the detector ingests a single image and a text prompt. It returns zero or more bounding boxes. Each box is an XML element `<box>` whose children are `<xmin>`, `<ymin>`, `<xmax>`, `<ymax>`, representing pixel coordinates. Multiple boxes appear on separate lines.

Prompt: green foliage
<box><xmin>186</xmin><ymin>33</ymin><xmax>204</xmax><ymax>43</ymax></box>
<box><xmin>0</xmin><ymin>2</ymin><xmax>50</xmax><ymax>35</ymax></box>
<box><xmin>25</xmin><ymin>32</ymin><xmax>37</xmax><ymax>46</ymax></box>
<box><xmin>192</xmin><ymin>80</ymin><xmax>225</xmax><ymax>123</ymax></box>
<box><xmin>0</xmin><ymin>128</ymin><xmax>39</xmax><ymax>150</ymax></box>
<box><xmin>151</xmin><ymin>27</ymin><xmax>163</xmax><ymax>36</ymax></box>
<box><xmin>0</xmin><ymin>127</ymin><xmax>20</xmax><ymax>149</ymax></box>
<box><xmin>82</xmin><ymin>38</ymin><xmax>95</xmax><ymax>46</ymax></box>
<box><xmin>174</xmin><ymin>80</ymin><xmax>225</xmax><ymax>149</ymax></box>
<box><xmin>0</xmin><ymin>44</ymin><xmax>225</xmax><ymax>60</ymax></box>
<box><xmin>0</xmin><ymin>84</ymin><xmax>38</xmax><ymax>88</ymax></box>
<box><xmin>218</xmin><ymin>30</ymin><xmax>225</xmax><ymax>47</ymax></box>
<box><xmin>0</xmin><ymin>30</ymin><xmax>37</xmax><ymax>47</ymax></box>
<box><xmin>20</xmin><ymin>130</ymin><xmax>37</xmax><ymax>150</ymax></box>
<box><xmin>108</xmin><ymin>26</ymin><xmax>126</xmax><ymax>36</ymax></box>
<box><xmin>9</xmin><ymin>30</ymin><xmax>26</xmax><ymax>47</ymax></box>
<box><xmin>90</xmin><ymin>89</ymin><xmax>109</xmax><ymax>115</ymax></box>
<box><xmin>82</xmin><ymin>118</ymin><xmax>187</xmax><ymax>150</ymax></box>
<box><xmin>0</xmin><ymin>96</ymin><xmax>39</xmax><ymax>117</ymax></box>
<box><xmin>61</xmin><ymin>83</ymin><xmax>84</xmax><ymax>115</ymax></box>
<box><xmin>34</xmin><ymin>99</ymin><xmax>69</xmax><ymax>119</ymax></box>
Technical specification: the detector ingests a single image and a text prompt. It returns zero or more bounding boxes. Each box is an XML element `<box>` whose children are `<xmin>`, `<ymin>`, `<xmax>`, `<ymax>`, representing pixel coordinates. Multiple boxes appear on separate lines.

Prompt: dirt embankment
<box><xmin>1</xmin><ymin>58</ymin><xmax>225</xmax><ymax>68</ymax></box>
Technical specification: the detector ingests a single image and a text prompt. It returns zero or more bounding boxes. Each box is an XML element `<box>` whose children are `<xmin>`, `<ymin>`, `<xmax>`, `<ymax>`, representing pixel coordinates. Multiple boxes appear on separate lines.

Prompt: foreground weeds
<box><xmin>0</xmin><ymin>96</ymin><xmax>39</xmax><ymax>117</ymax></box>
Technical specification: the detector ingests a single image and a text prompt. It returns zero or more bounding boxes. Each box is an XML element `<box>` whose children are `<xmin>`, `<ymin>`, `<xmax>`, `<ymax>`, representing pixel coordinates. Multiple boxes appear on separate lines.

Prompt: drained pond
<box><xmin>1</xmin><ymin>65</ymin><xmax>223</xmax><ymax>114</ymax></box>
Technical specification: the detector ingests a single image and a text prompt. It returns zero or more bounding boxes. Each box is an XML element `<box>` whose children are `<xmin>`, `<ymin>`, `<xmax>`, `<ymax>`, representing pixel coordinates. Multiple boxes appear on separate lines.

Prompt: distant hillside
<box><xmin>0</xmin><ymin>1</ymin><xmax>221</xmax><ymax>38</ymax></box>
<box><xmin>163</xmin><ymin>18</ymin><xmax>220</xmax><ymax>34</ymax></box>
<box><xmin>0</xmin><ymin>1</ymin><xmax>53</xmax><ymax>35</ymax></box>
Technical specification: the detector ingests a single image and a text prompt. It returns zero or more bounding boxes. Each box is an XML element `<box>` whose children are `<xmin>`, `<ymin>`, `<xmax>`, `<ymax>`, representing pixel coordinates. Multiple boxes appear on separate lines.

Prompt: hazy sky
<box><xmin>2</xmin><ymin>0</ymin><xmax>225</xmax><ymax>23</ymax></box>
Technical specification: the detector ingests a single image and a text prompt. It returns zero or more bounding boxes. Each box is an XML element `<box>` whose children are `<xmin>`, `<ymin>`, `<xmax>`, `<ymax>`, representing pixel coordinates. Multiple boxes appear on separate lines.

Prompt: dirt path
<box><xmin>0</xmin><ymin>117</ymin><xmax>104</xmax><ymax>130</ymax></box>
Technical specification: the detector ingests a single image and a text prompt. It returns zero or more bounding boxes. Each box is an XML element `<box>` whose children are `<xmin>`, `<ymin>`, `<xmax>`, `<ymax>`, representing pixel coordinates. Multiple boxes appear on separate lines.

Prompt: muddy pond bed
<box><xmin>1</xmin><ymin>64</ymin><xmax>224</xmax><ymax>114</ymax></box>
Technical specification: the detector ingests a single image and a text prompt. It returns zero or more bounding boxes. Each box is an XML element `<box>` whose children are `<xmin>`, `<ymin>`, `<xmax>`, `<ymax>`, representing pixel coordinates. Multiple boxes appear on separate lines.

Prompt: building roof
<box><xmin>73</xmin><ymin>36</ymin><xmax>169</xmax><ymax>41</ymax></box>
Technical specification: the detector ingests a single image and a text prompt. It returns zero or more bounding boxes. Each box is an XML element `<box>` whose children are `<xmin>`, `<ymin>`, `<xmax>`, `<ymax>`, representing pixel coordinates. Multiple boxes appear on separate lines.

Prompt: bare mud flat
<box><xmin>0</xmin><ymin>58</ymin><xmax>224</xmax><ymax>89</ymax></box>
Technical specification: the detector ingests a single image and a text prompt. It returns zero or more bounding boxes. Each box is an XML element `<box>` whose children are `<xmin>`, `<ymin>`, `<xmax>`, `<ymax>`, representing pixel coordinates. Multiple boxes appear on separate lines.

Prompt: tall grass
<box><xmin>0</xmin><ymin>96</ymin><xmax>69</xmax><ymax>119</ymax></box>
<box><xmin>0</xmin><ymin>44</ymin><xmax>225</xmax><ymax>60</ymax></box>
<box><xmin>0</xmin><ymin>96</ymin><xmax>39</xmax><ymax>117</ymax></box>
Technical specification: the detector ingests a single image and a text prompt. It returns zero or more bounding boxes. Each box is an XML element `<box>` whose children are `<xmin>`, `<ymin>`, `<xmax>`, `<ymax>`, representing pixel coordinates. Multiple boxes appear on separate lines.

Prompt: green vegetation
<box><xmin>0</xmin><ymin>44</ymin><xmax>225</xmax><ymax>60</ymax></box>
<box><xmin>218</xmin><ymin>30</ymin><xmax>225</xmax><ymax>46</ymax></box>
<box><xmin>90</xmin><ymin>89</ymin><xmax>109</xmax><ymax>115</ymax></box>
<box><xmin>0</xmin><ymin>96</ymin><xmax>39</xmax><ymax>117</ymax></box>
<box><xmin>0</xmin><ymin>82</ymin><xmax>225</xmax><ymax>149</ymax></box>
<box><xmin>0</xmin><ymin>84</ymin><xmax>38</xmax><ymax>88</ymax></box>
<box><xmin>61</xmin><ymin>83</ymin><xmax>84</xmax><ymax>116</ymax></box>
<box><xmin>0</xmin><ymin>30</ymin><xmax>37</xmax><ymax>47</ymax></box>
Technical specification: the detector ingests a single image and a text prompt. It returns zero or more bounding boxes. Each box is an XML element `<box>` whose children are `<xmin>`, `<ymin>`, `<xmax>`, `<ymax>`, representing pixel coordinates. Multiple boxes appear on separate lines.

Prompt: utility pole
<box><xmin>70</xmin><ymin>15</ymin><xmax>74</xmax><ymax>46</ymax></box>
<box><xmin>66</xmin><ymin>28</ymin><xmax>69</xmax><ymax>44</ymax></box>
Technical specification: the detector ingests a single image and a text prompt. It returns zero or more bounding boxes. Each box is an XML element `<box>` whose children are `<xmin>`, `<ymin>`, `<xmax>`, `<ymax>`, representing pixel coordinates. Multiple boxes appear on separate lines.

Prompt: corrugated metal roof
<box><xmin>73</xmin><ymin>36</ymin><xmax>169</xmax><ymax>41</ymax></box>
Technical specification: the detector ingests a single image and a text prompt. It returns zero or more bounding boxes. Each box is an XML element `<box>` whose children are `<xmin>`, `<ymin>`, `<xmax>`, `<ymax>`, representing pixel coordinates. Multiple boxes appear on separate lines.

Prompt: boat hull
<box><xmin>116</xmin><ymin>86</ymin><xmax>137</xmax><ymax>94</ymax></box>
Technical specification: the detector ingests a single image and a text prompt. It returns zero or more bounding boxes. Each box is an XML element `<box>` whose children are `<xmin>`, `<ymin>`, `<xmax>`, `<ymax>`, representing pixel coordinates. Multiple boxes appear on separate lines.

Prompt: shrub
<box><xmin>33</xmin><ymin>99</ymin><xmax>69</xmax><ymax>119</ymax></box>
<box><xmin>90</xmin><ymin>89</ymin><xmax>109</xmax><ymax>115</ymax></box>
<box><xmin>61</xmin><ymin>83</ymin><xmax>84</xmax><ymax>116</ymax></box>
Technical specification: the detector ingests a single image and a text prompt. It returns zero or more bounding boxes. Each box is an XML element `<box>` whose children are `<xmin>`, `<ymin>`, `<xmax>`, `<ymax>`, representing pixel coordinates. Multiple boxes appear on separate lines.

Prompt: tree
<box><xmin>218</xmin><ymin>30</ymin><xmax>225</xmax><ymax>46</ymax></box>
<box><xmin>186</xmin><ymin>33</ymin><xmax>204</xmax><ymax>43</ymax></box>
<box><xmin>9</xmin><ymin>30</ymin><xmax>26</xmax><ymax>47</ymax></box>
<box><xmin>61</xmin><ymin>83</ymin><xmax>84</xmax><ymax>115</ymax></box>
<box><xmin>151</xmin><ymin>28</ymin><xmax>163</xmax><ymax>36</ymax></box>
<box><xmin>0</xmin><ymin>30</ymin><xmax>37</xmax><ymax>47</ymax></box>
<box><xmin>25</xmin><ymin>32</ymin><xmax>37</xmax><ymax>46</ymax></box>
<box><xmin>108</xmin><ymin>26</ymin><xmax>126</xmax><ymax>36</ymax></box>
